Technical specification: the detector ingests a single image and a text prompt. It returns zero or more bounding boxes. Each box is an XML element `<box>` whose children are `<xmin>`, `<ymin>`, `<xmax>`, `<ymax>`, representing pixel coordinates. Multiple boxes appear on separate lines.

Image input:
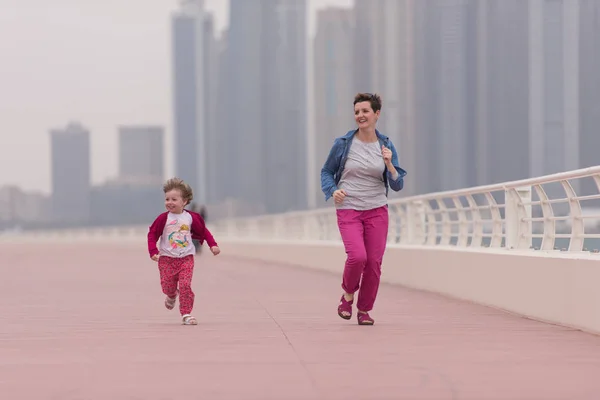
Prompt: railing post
<box><xmin>302</xmin><ymin>216</ymin><xmax>313</xmax><ymax>240</ymax></box>
<box><xmin>405</xmin><ymin>200</ymin><xmax>425</xmax><ymax>245</ymax></box>
<box><xmin>273</xmin><ymin>216</ymin><xmax>283</xmax><ymax>240</ymax></box>
<box><xmin>405</xmin><ymin>202</ymin><xmax>415</xmax><ymax>244</ymax></box>
<box><xmin>226</xmin><ymin>218</ymin><xmax>236</xmax><ymax>238</ymax></box>
<box><xmin>505</xmin><ymin>186</ymin><xmax>532</xmax><ymax>249</ymax></box>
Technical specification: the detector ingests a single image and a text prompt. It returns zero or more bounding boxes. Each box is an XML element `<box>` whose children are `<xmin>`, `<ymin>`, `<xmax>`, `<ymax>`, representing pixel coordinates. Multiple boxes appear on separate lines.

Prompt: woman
<box><xmin>320</xmin><ymin>92</ymin><xmax>407</xmax><ymax>325</ymax></box>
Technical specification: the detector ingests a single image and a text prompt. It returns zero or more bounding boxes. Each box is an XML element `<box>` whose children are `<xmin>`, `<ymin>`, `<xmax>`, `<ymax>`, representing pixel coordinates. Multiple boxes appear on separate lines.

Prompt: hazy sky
<box><xmin>0</xmin><ymin>0</ymin><xmax>352</xmax><ymax>194</ymax></box>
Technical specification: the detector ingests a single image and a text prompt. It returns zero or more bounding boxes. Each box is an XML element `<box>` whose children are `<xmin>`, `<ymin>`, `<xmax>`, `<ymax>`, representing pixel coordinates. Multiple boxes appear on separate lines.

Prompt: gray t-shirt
<box><xmin>336</xmin><ymin>138</ymin><xmax>387</xmax><ymax>210</ymax></box>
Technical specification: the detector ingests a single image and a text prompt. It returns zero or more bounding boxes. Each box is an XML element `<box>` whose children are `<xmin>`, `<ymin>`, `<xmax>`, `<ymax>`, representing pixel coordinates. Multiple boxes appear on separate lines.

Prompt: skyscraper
<box><xmin>226</xmin><ymin>0</ymin><xmax>266</xmax><ymax>215</ymax></box>
<box><xmin>578</xmin><ymin>0</ymin><xmax>600</xmax><ymax>201</ymax></box>
<box><xmin>202</xmin><ymin>13</ymin><xmax>221</xmax><ymax>204</ymax></box>
<box><xmin>50</xmin><ymin>121</ymin><xmax>90</xmax><ymax>224</ymax></box>
<box><xmin>413</xmin><ymin>0</ymin><xmax>443</xmax><ymax>194</ymax></box>
<box><xmin>118</xmin><ymin>125</ymin><xmax>164</xmax><ymax>184</ymax></box>
<box><xmin>475</xmin><ymin>0</ymin><xmax>530</xmax><ymax>185</ymax></box>
<box><xmin>171</xmin><ymin>0</ymin><xmax>207</xmax><ymax>202</ymax></box>
<box><xmin>529</xmin><ymin>0</ymin><xmax>580</xmax><ymax>179</ymax></box>
<box><xmin>313</xmin><ymin>7</ymin><xmax>354</xmax><ymax>207</ymax></box>
<box><xmin>436</xmin><ymin>0</ymin><xmax>474</xmax><ymax>191</ymax></box>
<box><xmin>264</xmin><ymin>0</ymin><xmax>308</xmax><ymax>213</ymax></box>
<box><xmin>226</xmin><ymin>0</ymin><xmax>308</xmax><ymax>215</ymax></box>
<box><xmin>332</xmin><ymin>0</ymin><xmax>418</xmax><ymax>196</ymax></box>
<box><xmin>385</xmin><ymin>0</ymin><xmax>418</xmax><ymax>197</ymax></box>
<box><xmin>412</xmin><ymin>0</ymin><xmax>481</xmax><ymax>193</ymax></box>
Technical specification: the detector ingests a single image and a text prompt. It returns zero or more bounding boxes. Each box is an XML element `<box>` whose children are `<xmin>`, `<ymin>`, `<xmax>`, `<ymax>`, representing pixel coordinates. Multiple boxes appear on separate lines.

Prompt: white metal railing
<box><xmin>0</xmin><ymin>225</ymin><xmax>149</xmax><ymax>242</ymax></box>
<box><xmin>6</xmin><ymin>167</ymin><xmax>600</xmax><ymax>253</ymax></box>
<box><xmin>210</xmin><ymin>166</ymin><xmax>600</xmax><ymax>253</ymax></box>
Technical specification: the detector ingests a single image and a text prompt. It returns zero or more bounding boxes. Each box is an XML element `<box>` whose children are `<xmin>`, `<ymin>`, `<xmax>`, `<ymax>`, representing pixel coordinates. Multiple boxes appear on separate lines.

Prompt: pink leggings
<box><xmin>158</xmin><ymin>255</ymin><xmax>195</xmax><ymax>315</ymax></box>
<box><xmin>336</xmin><ymin>206</ymin><xmax>389</xmax><ymax>312</ymax></box>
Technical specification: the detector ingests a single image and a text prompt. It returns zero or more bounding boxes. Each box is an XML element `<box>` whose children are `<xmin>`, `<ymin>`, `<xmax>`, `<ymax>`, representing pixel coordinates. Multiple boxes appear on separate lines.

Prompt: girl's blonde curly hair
<box><xmin>163</xmin><ymin>177</ymin><xmax>193</xmax><ymax>205</ymax></box>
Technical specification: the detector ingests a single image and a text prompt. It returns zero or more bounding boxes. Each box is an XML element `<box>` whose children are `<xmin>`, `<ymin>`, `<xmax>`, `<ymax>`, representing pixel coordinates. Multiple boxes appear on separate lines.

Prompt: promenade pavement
<box><xmin>2</xmin><ymin>242</ymin><xmax>600</xmax><ymax>399</ymax></box>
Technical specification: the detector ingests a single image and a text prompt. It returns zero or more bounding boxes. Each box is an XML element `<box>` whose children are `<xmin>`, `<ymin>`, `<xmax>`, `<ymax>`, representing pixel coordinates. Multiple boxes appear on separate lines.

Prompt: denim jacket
<box><xmin>320</xmin><ymin>129</ymin><xmax>407</xmax><ymax>201</ymax></box>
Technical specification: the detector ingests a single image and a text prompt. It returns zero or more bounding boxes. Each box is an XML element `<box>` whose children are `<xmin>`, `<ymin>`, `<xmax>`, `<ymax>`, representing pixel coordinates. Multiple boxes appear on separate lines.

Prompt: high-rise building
<box><xmin>529</xmin><ymin>0</ymin><xmax>580</xmax><ymax>179</ymax></box>
<box><xmin>386</xmin><ymin>0</ymin><xmax>418</xmax><ymax>197</ymax></box>
<box><xmin>578</xmin><ymin>0</ymin><xmax>600</xmax><ymax>202</ymax></box>
<box><xmin>226</xmin><ymin>0</ymin><xmax>266</xmax><ymax>215</ymax></box>
<box><xmin>264</xmin><ymin>0</ymin><xmax>308</xmax><ymax>213</ymax></box>
<box><xmin>413</xmin><ymin>0</ymin><xmax>440</xmax><ymax>194</ymax></box>
<box><xmin>226</xmin><ymin>0</ymin><xmax>308</xmax><ymax>215</ymax></box>
<box><xmin>472</xmin><ymin>0</ymin><xmax>530</xmax><ymax>186</ymax></box>
<box><xmin>202</xmin><ymin>13</ymin><xmax>222</xmax><ymax>204</ymax></box>
<box><xmin>0</xmin><ymin>186</ymin><xmax>49</xmax><ymax>226</ymax></box>
<box><xmin>435</xmin><ymin>0</ymin><xmax>475</xmax><ymax>191</ymax></box>
<box><xmin>312</xmin><ymin>7</ymin><xmax>354</xmax><ymax>207</ymax></box>
<box><xmin>171</xmin><ymin>0</ymin><xmax>208</xmax><ymax>202</ymax></box>
<box><xmin>344</xmin><ymin>0</ymin><xmax>419</xmax><ymax>196</ymax></box>
<box><xmin>214</xmin><ymin>29</ymin><xmax>231</xmax><ymax>203</ymax></box>
<box><xmin>118</xmin><ymin>125</ymin><xmax>164</xmax><ymax>184</ymax></box>
<box><xmin>50</xmin><ymin>121</ymin><xmax>91</xmax><ymax>224</ymax></box>
<box><xmin>352</xmin><ymin>1</ymin><xmax>375</xmax><ymax>94</ymax></box>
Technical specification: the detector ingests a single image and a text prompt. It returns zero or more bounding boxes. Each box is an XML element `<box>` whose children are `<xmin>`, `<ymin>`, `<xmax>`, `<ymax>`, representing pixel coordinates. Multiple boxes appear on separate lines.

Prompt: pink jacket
<box><xmin>147</xmin><ymin>210</ymin><xmax>218</xmax><ymax>258</ymax></box>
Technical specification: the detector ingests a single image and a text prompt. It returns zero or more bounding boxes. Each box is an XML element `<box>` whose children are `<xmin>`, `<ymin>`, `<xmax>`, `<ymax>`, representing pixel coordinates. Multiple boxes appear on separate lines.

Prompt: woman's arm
<box><xmin>320</xmin><ymin>139</ymin><xmax>342</xmax><ymax>201</ymax></box>
<box><xmin>386</xmin><ymin>140</ymin><xmax>407</xmax><ymax>192</ymax></box>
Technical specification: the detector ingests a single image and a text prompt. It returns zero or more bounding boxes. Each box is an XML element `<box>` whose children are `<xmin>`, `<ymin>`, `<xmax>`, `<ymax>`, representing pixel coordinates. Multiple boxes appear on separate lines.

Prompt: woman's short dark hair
<box><xmin>353</xmin><ymin>93</ymin><xmax>382</xmax><ymax>113</ymax></box>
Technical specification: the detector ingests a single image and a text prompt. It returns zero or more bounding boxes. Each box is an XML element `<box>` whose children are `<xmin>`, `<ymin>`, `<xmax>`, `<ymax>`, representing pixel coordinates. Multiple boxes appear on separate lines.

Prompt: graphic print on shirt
<box><xmin>165</xmin><ymin>218</ymin><xmax>191</xmax><ymax>250</ymax></box>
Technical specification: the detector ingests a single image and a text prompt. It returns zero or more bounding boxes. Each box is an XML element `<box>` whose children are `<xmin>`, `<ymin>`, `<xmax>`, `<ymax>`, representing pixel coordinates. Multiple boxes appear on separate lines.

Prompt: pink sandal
<box><xmin>357</xmin><ymin>312</ymin><xmax>374</xmax><ymax>325</ymax></box>
<box><xmin>337</xmin><ymin>295</ymin><xmax>353</xmax><ymax>320</ymax></box>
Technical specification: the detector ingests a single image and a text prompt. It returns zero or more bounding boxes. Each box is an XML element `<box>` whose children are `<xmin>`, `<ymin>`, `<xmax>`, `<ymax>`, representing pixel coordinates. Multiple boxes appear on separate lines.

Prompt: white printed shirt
<box><xmin>158</xmin><ymin>211</ymin><xmax>196</xmax><ymax>258</ymax></box>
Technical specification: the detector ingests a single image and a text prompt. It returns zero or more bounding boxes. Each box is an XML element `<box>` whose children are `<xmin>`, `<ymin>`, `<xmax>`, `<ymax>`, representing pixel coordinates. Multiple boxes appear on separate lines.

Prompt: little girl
<box><xmin>147</xmin><ymin>177</ymin><xmax>220</xmax><ymax>325</ymax></box>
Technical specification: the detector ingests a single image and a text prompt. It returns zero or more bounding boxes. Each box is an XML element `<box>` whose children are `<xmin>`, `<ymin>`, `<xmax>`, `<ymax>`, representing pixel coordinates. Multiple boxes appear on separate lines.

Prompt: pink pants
<box><xmin>158</xmin><ymin>255</ymin><xmax>195</xmax><ymax>315</ymax></box>
<box><xmin>336</xmin><ymin>206</ymin><xmax>389</xmax><ymax>312</ymax></box>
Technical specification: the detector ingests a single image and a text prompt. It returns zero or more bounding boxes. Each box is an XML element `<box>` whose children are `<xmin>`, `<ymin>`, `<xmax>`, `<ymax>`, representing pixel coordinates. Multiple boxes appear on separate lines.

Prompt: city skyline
<box><xmin>0</xmin><ymin>0</ymin><xmax>353</xmax><ymax>195</ymax></box>
<box><xmin>2</xmin><ymin>0</ymin><xmax>599</xmax><ymax>216</ymax></box>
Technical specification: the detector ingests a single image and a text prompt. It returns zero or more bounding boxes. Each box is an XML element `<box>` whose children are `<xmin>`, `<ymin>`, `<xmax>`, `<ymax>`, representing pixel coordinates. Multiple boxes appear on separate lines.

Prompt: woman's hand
<box><xmin>382</xmin><ymin>145</ymin><xmax>398</xmax><ymax>180</ymax></box>
<box><xmin>333</xmin><ymin>189</ymin><xmax>347</xmax><ymax>204</ymax></box>
<box><xmin>382</xmin><ymin>145</ymin><xmax>392</xmax><ymax>166</ymax></box>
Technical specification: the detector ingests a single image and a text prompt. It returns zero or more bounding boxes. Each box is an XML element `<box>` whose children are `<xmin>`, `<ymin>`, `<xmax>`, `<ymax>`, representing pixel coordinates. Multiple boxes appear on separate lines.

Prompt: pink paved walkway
<box><xmin>2</xmin><ymin>242</ymin><xmax>600</xmax><ymax>399</ymax></box>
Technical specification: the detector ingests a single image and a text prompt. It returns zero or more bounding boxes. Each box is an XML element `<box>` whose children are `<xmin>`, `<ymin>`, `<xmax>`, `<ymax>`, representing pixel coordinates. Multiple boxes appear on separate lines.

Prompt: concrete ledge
<box><xmin>219</xmin><ymin>239</ymin><xmax>600</xmax><ymax>335</ymax></box>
